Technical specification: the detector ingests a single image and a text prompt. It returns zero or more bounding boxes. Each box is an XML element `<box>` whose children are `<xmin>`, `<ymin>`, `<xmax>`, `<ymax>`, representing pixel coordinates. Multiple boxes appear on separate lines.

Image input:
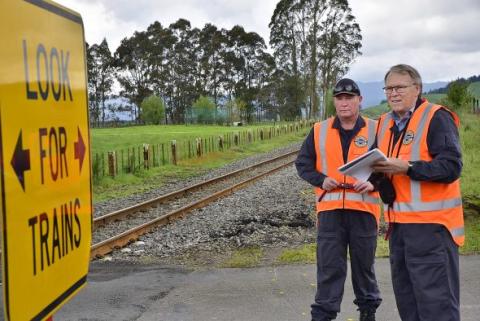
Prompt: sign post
<box><xmin>0</xmin><ymin>1</ymin><xmax>92</xmax><ymax>320</ymax></box>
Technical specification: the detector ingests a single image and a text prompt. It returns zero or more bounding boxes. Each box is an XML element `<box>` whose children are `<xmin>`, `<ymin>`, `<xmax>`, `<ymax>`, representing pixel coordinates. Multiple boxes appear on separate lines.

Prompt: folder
<box><xmin>338</xmin><ymin>148</ymin><xmax>387</xmax><ymax>182</ymax></box>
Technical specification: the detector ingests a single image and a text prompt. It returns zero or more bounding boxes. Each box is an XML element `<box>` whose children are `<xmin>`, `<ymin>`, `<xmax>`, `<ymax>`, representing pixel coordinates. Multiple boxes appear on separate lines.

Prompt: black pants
<box><xmin>311</xmin><ymin>210</ymin><xmax>382</xmax><ymax>321</ymax></box>
<box><xmin>389</xmin><ymin>223</ymin><xmax>460</xmax><ymax>321</ymax></box>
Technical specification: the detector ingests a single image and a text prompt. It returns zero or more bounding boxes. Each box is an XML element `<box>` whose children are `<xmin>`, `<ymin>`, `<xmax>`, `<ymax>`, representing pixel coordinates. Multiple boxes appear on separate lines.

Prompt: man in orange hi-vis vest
<box><xmin>296</xmin><ymin>78</ymin><xmax>381</xmax><ymax>321</ymax></box>
<box><xmin>371</xmin><ymin>64</ymin><xmax>464</xmax><ymax>321</ymax></box>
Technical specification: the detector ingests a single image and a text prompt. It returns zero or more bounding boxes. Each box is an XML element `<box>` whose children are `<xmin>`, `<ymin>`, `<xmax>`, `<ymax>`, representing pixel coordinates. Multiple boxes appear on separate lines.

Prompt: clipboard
<box><xmin>338</xmin><ymin>148</ymin><xmax>387</xmax><ymax>181</ymax></box>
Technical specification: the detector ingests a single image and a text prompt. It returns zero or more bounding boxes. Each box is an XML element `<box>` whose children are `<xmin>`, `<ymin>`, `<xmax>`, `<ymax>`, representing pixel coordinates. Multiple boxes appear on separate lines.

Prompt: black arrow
<box><xmin>10</xmin><ymin>130</ymin><xmax>30</xmax><ymax>191</ymax></box>
<box><xmin>74</xmin><ymin>127</ymin><xmax>86</xmax><ymax>173</ymax></box>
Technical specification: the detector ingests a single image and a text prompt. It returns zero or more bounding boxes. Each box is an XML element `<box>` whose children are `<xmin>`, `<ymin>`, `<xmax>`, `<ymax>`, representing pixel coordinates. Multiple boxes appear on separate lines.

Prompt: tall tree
<box><xmin>269</xmin><ymin>0</ymin><xmax>362</xmax><ymax>120</ymax></box>
<box><xmin>198</xmin><ymin>24</ymin><xmax>227</xmax><ymax>110</ymax></box>
<box><xmin>114</xmin><ymin>31</ymin><xmax>155</xmax><ymax>122</ymax></box>
<box><xmin>227</xmin><ymin>26</ymin><xmax>268</xmax><ymax>122</ymax></box>
<box><xmin>87</xmin><ymin>39</ymin><xmax>114</xmax><ymax>126</ymax></box>
<box><xmin>317</xmin><ymin>0</ymin><xmax>362</xmax><ymax>119</ymax></box>
<box><xmin>269</xmin><ymin>0</ymin><xmax>305</xmax><ymax>119</ymax></box>
<box><xmin>166</xmin><ymin>19</ymin><xmax>200</xmax><ymax>123</ymax></box>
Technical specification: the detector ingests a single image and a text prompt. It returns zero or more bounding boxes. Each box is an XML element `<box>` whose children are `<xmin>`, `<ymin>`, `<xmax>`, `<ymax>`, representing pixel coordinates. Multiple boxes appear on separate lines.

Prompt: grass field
<box><xmin>92</xmin><ymin>125</ymin><xmax>310</xmax><ymax>201</ymax></box>
<box><xmin>91</xmin><ymin>123</ymin><xmax>294</xmax><ymax>156</ymax></box>
<box><xmin>468</xmin><ymin>82</ymin><xmax>480</xmax><ymax>97</ymax></box>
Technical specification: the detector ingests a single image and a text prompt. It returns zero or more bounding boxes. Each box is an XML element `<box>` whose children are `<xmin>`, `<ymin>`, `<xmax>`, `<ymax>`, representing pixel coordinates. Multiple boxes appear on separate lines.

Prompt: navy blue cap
<box><xmin>333</xmin><ymin>78</ymin><xmax>361</xmax><ymax>96</ymax></box>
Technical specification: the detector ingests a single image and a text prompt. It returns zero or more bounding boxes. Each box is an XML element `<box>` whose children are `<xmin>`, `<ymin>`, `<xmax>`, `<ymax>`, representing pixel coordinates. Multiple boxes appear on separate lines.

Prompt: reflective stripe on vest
<box><xmin>390</xmin><ymin>197</ymin><xmax>462</xmax><ymax>212</ymax></box>
<box><xmin>318</xmin><ymin>120</ymin><xmax>329</xmax><ymax>173</ymax></box>
<box><xmin>321</xmin><ymin>191</ymin><xmax>379</xmax><ymax>204</ymax></box>
<box><xmin>409</xmin><ymin>103</ymin><xmax>433</xmax><ymax>202</ymax></box>
<box><xmin>451</xmin><ymin>227</ymin><xmax>465</xmax><ymax>237</ymax></box>
<box><xmin>377</xmin><ymin>113</ymin><xmax>392</xmax><ymax>148</ymax></box>
<box><xmin>367</xmin><ymin>118</ymin><xmax>376</xmax><ymax>149</ymax></box>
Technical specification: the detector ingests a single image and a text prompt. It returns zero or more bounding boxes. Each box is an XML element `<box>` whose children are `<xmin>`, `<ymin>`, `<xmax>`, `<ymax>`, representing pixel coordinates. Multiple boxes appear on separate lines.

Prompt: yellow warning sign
<box><xmin>0</xmin><ymin>1</ymin><xmax>92</xmax><ymax>320</ymax></box>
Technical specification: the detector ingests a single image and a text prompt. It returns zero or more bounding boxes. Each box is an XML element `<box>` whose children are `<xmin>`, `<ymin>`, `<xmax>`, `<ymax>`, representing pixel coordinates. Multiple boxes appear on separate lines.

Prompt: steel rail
<box><xmin>90</xmin><ymin>158</ymin><xmax>296</xmax><ymax>259</ymax></box>
<box><xmin>93</xmin><ymin>149</ymin><xmax>299</xmax><ymax>230</ymax></box>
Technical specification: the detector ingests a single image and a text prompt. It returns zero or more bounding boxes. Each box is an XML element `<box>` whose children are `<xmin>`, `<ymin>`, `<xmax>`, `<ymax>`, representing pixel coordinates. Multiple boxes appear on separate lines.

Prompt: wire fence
<box><xmin>91</xmin><ymin>121</ymin><xmax>314</xmax><ymax>181</ymax></box>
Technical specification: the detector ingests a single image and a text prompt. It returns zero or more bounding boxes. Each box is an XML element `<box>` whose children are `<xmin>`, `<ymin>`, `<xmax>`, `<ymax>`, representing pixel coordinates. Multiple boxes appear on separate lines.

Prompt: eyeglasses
<box><xmin>383</xmin><ymin>84</ymin><xmax>415</xmax><ymax>94</ymax></box>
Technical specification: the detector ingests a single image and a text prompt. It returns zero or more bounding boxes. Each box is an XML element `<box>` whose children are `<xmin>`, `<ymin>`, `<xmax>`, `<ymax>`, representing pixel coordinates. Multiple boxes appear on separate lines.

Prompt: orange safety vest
<box><xmin>376</xmin><ymin>100</ymin><xmax>465</xmax><ymax>246</ymax></box>
<box><xmin>313</xmin><ymin>116</ymin><xmax>380</xmax><ymax>221</ymax></box>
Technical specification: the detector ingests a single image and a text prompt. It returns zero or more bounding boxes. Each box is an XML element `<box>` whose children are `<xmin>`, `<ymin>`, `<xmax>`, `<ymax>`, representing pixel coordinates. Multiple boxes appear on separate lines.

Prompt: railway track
<box><xmin>90</xmin><ymin>150</ymin><xmax>299</xmax><ymax>259</ymax></box>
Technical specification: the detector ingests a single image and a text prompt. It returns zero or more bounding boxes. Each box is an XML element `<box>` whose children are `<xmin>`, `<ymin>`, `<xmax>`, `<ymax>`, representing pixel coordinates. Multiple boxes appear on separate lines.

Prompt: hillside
<box><xmin>362</xmin><ymin>80</ymin><xmax>480</xmax><ymax>118</ymax></box>
<box><xmin>468</xmin><ymin>82</ymin><xmax>480</xmax><ymax>97</ymax></box>
<box><xmin>361</xmin><ymin>92</ymin><xmax>447</xmax><ymax>119</ymax></box>
<box><xmin>357</xmin><ymin>80</ymin><xmax>448</xmax><ymax>108</ymax></box>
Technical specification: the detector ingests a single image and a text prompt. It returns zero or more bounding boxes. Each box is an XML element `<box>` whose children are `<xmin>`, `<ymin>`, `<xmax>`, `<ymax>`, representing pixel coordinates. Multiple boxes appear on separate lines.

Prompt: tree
<box><xmin>269</xmin><ymin>0</ymin><xmax>362</xmax><ymax>120</ymax></box>
<box><xmin>87</xmin><ymin>39</ymin><xmax>115</xmax><ymax>126</ymax></box>
<box><xmin>317</xmin><ymin>0</ymin><xmax>362</xmax><ymax>119</ymax></box>
<box><xmin>440</xmin><ymin>80</ymin><xmax>473</xmax><ymax>112</ymax></box>
<box><xmin>114</xmin><ymin>31</ymin><xmax>155</xmax><ymax>122</ymax></box>
<box><xmin>192</xmin><ymin>95</ymin><xmax>216</xmax><ymax>124</ymax></box>
<box><xmin>198</xmin><ymin>24</ymin><xmax>227</xmax><ymax>109</ymax></box>
<box><xmin>140</xmin><ymin>95</ymin><xmax>165</xmax><ymax>124</ymax></box>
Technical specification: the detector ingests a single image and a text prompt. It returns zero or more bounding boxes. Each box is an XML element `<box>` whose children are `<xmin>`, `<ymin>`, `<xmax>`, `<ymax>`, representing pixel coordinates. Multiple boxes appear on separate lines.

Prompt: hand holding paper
<box><xmin>338</xmin><ymin>148</ymin><xmax>388</xmax><ymax>182</ymax></box>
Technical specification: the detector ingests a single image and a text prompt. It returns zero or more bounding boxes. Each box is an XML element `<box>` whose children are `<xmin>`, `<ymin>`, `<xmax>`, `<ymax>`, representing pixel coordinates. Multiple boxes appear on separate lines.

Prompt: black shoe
<box><xmin>359</xmin><ymin>309</ymin><xmax>376</xmax><ymax>321</ymax></box>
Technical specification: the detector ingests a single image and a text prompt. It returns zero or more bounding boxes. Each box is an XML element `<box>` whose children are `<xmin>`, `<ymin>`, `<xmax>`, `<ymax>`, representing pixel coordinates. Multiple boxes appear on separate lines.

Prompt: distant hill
<box><xmin>361</xmin><ymin>92</ymin><xmax>447</xmax><ymax>119</ymax></box>
<box><xmin>468</xmin><ymin>82</ymin><xmax>480</xmax><ymax>97</ymax></box>
<box><xmin>357</xmin><ymin>80</ymin><xmax>449</xmax><ymax>109</ymax></box>
<box><xmin>360</xmin><ymin>80</ymin><xmax>480</xmax><ymax>119</ymax></box>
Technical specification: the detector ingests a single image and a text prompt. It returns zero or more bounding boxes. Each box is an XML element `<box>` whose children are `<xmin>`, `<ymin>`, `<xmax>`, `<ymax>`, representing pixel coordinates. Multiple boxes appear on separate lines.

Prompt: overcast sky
<box><xmin>59</xmin><ymin>0</ymin><xmax>480</xmax><ymax>83</ymax></box>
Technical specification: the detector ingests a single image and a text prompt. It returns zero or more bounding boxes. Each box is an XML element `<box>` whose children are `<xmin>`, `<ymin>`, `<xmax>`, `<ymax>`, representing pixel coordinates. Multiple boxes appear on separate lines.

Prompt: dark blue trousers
<box><xmin>311</xmin><ymin>210</ymin><xmax>382</xmax><ymax>321</ymax></box>
<box><xmin>389</xmin><ymin>223</ymin><xmax>460</xmax><ymax>321</ymax></box>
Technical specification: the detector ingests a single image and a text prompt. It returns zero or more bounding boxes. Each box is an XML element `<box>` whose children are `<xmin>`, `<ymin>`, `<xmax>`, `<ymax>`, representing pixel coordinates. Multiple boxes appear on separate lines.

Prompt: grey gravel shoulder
<box><xmin>93</xmin><ymin>143</ymin><xmax>304</xmax><ymax>217</ymax></box>
<box><xmin>95</xmin><ymin>143</ymin><xmax>317</xmax><ymax>265</ymax></box>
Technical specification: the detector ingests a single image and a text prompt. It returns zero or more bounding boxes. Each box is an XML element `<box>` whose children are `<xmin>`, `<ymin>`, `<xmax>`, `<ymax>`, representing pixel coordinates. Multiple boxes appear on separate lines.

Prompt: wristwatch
<box><xmin>407</xmin><ymin>161</ymin><xmax>414</xmax><ymax>175</ymax></box>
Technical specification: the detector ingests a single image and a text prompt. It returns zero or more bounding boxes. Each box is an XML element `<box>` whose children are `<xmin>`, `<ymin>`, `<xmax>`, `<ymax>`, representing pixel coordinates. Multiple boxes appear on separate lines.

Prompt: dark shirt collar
<box><xmin>332</xmin><ymin>115</ymin><xmax>365</xmax><ymax>132</ymax></box>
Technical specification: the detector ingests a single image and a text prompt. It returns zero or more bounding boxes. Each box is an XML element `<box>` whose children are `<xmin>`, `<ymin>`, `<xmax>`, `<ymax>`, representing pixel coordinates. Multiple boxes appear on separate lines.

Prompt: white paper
<box><xmin>338</xmin><ymin>148</ymin><xmax>388</xmax><ymax>182</ymax></box>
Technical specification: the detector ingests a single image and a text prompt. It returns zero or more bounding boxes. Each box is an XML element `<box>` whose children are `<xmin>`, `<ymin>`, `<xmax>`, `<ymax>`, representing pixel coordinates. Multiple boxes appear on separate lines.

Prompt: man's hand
<box><xmin>353</xmin><ymin>181</ymin><xmax>374</xmax><ymax>194</ymax></box>
<box><xmin>322</xmin><ymin>177</ymin><xmax>339</xmax><ymax>191</ymax></box>
<box><xmin>372</xmin><ymin>158</ymin><xmax>409</xmax><ymax>175</ymax></box>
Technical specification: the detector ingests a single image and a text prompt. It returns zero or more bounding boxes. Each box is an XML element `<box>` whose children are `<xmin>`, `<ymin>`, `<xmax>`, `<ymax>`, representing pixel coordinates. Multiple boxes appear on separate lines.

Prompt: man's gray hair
<box><xmin>384</xmin><ymin>64</ymin><xmax>423</xmax><ymax>95</ymax></box>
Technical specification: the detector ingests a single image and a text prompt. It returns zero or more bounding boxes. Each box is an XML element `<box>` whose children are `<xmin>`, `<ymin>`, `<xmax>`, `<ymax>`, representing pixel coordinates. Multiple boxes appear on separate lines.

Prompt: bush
<box><xmin>439</xmin><ymin>81</ymin><xmax>473</xmax><ymax>112</ymax></box>
<box><xmin>140</xmin><ymin>95</ymin><xmax>165</xmax><ymax>124</ymax></box>
<box><xmin>192</xmin><ymin>95</ymin><xmax>216</xmax><ymax>124</ymax></box>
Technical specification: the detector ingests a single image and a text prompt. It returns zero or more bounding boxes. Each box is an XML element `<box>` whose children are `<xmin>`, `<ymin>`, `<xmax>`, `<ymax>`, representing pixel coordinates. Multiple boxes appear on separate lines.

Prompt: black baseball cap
<box><xmin>333</xmin><ymin>78</ymin><xmax>361</xmax><ymax>96</ymax></box>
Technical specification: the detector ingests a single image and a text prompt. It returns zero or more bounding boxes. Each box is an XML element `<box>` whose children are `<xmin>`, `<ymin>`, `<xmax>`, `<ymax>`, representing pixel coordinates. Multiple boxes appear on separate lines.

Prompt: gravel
<box><xmin>95</xmin><ymin>143</ymin><xmax>317</xmax><ymax>266</ymax></box>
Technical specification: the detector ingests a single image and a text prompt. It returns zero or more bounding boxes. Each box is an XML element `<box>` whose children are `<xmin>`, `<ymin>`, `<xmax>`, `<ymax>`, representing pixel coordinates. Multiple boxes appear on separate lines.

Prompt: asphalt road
<box><xmin>1</xmin><ymin>256</ymin><xmax>479</xmax><ymax>321</ymax></box>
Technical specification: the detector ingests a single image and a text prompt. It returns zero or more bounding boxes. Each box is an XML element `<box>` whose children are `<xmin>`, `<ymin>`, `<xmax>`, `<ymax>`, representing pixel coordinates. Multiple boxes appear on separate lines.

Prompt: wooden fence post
<box><xmin>196</xmin><ymin>138</ymin><xmax>202</xmax><ymax>157</ymax></box>
<box><xmin>234</xmin><ymin>132</ymin><xmax>239</xmax><ymax>146</ymax></box>
<box><xmin>143</xmin><ymin>143</ymin><xmax>150</xmax><ymax>169</ymax></box>
<box><xmin>171</xmin><ymin>140</ymin><xmax>177</xmax><ymax>165</ymax></box>
<box><xmin>247</xmin><ymin>130</ymin><xmax>253</xmax><ymax>143</ymax></box>
<box><xmin>218</xmin><ymin>135</ymin><xmax>224</xmax><ymax>150</ymax></box>
<box><xmin>108</xmin><ymin>151</ymin><xmax>116</xmax><ymax>177</ymax></box>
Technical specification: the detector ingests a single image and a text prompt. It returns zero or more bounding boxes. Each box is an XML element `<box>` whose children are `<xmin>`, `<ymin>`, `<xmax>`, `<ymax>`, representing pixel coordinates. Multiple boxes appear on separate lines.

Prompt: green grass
<box><xmin>91</xmin><ymin>123</ymin><xmax>294</xmax><ymax>156</ymax></box>
<box><xmin>93</xmin><ymin>128</ymin><xmax>309</xmax><ymax>202</ymax></box>
<box><xmin>221</xmin><ymin>247</ymin><xmax>264</xmax><ymax>268</ymax></box>
<box><xmin>468</xmin><ymin>82</ymin><xmax>480</xmax><ymax>98</ymax></box>
<box><xmin>361</xmin><ymin>102</ymin><xmax>389</xmax><ymax>119</ymax></box>
<box><xmin>277</xmin><ymin>244</ymin><xmax>316</xmax><ymax>264</ymax></box>
<box><xmin>459</xmin><ymin>111</ymin><xmax>480</xmax><ymax>203</ymax></box>
<box><xmin>423</xmin><ymin>93</ymin><xmax>446</xmax><ymax>104</ymax></box>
